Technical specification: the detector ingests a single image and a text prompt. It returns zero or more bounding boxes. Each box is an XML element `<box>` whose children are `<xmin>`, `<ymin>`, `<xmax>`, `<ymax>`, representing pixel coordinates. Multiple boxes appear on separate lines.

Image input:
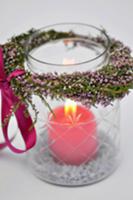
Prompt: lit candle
<box><xmin>48</xmin><ymin>100</ymin><xmax>98</xmax><ymax>165</ymax></box>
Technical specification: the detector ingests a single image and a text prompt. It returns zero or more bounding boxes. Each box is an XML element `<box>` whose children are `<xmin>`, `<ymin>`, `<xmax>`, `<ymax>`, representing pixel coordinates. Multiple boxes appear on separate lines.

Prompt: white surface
<box><xmin>0</xmin><ymin>0</ymin><xmax>133</xmax><ymax>199</ymax></box>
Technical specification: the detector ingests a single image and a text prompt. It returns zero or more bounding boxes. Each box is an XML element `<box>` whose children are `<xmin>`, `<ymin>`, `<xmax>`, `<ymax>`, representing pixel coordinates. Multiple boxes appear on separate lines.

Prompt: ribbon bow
<box><xmin>0</xmin><ymin>47</ymin><xmax>36</xmax><ymax>153</ymax></box>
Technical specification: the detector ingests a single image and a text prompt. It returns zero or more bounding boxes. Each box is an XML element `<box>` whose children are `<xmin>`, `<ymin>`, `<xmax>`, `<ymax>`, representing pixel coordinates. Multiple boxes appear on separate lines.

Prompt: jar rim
<box><xmin>25</xmin><ymin>22</ymin><xmax>110</xmax><ymax>67</ymax></box>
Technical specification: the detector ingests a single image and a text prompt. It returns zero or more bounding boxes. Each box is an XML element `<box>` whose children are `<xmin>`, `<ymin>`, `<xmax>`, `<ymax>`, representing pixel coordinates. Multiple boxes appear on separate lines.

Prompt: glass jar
<box><xmin>26</xmin><ymin>23</ymin><xmax>121</xmax><ymax>186</ymax></box>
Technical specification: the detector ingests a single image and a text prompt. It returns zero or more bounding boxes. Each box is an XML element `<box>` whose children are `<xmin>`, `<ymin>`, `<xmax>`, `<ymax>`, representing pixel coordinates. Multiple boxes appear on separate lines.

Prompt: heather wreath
<box><xmin>1</xmin><ymin>29</ymin><xmax>133</xmax><ymax>122</ymax></box>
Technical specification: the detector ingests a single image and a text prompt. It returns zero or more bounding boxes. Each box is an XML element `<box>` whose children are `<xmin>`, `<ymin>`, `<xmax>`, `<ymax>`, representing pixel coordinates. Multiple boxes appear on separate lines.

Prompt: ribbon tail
<box><xmin>0</xmin><ymin>136</ymin><xmax>15</xmax><ymax>150</ymax></box>
<box><xmin>1</xmin><ymin>88</ymin><xmax>36</xmax><ymax>153</ymax></box>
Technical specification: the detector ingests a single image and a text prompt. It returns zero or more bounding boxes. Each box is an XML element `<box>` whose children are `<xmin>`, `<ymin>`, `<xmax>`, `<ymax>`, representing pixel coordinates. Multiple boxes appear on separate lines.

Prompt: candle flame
<box><xmin>63</xmin><ymin>58</ymin><xmax>75</xmax><ymax>65</ymax></box>
<box><xmin>63</xmin><ymin>59</ymin><xmax>77</xmax><ymax>117</ymax></box>
<box><xmin>64</xmin><ymin>99</ymin><xmax>77</xmax><ymax>116</ymax></box>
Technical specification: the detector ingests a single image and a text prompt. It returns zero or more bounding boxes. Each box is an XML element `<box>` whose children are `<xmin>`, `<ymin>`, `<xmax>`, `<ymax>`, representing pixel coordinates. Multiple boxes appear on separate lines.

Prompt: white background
<box><xmin>0</xmin><ymin>0</ymin><xmax>133</xmax><ymax>199</ymax></box>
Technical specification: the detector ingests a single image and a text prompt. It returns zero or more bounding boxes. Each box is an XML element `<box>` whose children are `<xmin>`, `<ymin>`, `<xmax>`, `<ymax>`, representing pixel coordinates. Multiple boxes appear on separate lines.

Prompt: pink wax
<box><xmin>48</xmin><ymin>105</ymin><xmax>97</xmax><ymax>165</ymax></box>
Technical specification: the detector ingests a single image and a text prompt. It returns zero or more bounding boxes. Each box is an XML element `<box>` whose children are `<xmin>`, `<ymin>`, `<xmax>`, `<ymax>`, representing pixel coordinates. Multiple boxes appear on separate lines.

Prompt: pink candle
<box><xmin>48</xmin><ymin>101</ymin><xmax>97</xmax><ymax>165</ymax></box>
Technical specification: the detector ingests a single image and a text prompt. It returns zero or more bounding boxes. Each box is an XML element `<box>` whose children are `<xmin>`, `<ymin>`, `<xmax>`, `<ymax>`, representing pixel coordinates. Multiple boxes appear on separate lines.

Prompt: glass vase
<box><xmin>26</xmin><ymin>23</ymin><xmax>121</xmax><ymax>186</ymax></box>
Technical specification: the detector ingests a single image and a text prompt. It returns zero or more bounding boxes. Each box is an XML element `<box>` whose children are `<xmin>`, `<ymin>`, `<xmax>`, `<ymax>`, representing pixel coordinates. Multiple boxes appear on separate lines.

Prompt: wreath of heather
<box><xmin>1</xmin><ymin>28</ymin><xmax>133</xmax><ymax>122</ymax></box>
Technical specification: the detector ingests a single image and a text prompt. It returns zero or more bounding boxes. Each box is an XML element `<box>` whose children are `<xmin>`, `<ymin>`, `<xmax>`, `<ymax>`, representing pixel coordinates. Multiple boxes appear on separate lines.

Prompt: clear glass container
<box><xmin>26</xmin><ymin>23</ymin><xmax>121</xmax><ymax>186</ymax></box>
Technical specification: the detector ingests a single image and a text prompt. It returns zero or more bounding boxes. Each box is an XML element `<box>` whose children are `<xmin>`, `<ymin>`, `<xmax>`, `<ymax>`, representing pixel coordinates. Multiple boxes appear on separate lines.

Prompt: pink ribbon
<box><xmin>0</xmin><ymin>47</ymin><xmax>36</xmax><ymax>153</ymax></box>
